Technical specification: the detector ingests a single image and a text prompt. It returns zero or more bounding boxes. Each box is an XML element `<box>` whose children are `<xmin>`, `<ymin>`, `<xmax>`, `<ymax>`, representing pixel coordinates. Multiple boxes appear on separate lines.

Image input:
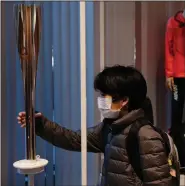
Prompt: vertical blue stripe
<box><xmin>52</xmin><ymin>1</ymin><xmax>62</xmax><ymax>124</ymax></box>
<box><xmin>69</xmin><ymin>2</ymin><xmax>81</xmax><ymax>185</ymax></box>
<box><xmin>41</xmin><ymin>2</ymin><xmax>54</xmax><ymax>186</ymax></box>
<box><xmin>35</xmin><ymin>3</ymin><xmax>47</xmax><ymax>186</ymax></box>
<box><xmin>5</xmin><ymin>2</ymin><xmax>21</xmax><ymax>185</ymax></box>
<box><xmin>86</xmin><ymin>2</ymin><xmax>94</xmax><ymax>131</ymax></box>
<box><xmin>52</xmin><ymin>1</ymin><xmax>63</xmax><ymax>186</ymax></box>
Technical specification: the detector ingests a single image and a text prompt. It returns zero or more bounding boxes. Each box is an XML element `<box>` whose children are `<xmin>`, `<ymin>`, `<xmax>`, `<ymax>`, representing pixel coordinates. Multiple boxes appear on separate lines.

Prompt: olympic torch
<box><xmin>13</xmin><ymin>4</ymin><xmax>48</xmax><ymax>186</ymax></box>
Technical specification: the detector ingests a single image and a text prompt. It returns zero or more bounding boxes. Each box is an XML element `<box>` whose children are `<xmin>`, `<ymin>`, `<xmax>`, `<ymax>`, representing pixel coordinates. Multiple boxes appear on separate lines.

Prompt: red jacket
<box><xmin>165</xmin><ymin>11</ymin><xmax>185</xmax><ymax>78</ymax></box>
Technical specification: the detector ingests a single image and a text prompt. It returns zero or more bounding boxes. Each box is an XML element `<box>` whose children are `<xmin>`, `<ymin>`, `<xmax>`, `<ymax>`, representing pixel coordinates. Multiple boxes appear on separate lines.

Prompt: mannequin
<box><xmin>165</xmin><ymin>9</ymin><xmax>185</xmax><ymax>167</ymax></box>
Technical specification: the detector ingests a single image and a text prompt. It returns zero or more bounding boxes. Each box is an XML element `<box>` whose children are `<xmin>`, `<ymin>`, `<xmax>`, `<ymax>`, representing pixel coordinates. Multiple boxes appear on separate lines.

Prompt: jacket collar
<box><xmin>111</xmin><ymin>108</ymin><xmax>145</xmax><ymax>128</ymax></box>
<box><xmin>113</xmin><ymin>108</ymin><xmax>144</xmax><ymax>126</ymax></box>
<box><xmin>103</xmin><ymin>108</ymin><xmax>145</xmax><ymax>127</ymax></box>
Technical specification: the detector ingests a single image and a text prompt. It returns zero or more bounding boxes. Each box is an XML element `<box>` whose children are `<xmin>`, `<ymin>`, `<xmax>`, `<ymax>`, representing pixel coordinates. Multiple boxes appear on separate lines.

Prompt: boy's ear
<box><xmin>121</xmin><ymin>97</ymin><xmax>129</xmax><ymax>107</ymax></box>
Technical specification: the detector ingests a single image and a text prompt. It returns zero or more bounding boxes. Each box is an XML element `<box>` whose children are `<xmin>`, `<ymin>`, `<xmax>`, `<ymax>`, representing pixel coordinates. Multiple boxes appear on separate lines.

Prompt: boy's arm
<box><xmin>35</xmin><ymin>114</ymin><xmax>104</xmax><ymax>153</ymax></box>
<box><xmin>139</xmin><ymin>126</ymin><xmax>172</xmax><ymax>185</ymax></box>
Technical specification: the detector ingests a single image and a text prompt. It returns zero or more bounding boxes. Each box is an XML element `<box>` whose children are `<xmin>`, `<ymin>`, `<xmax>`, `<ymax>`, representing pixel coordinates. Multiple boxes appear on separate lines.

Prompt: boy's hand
<box><xmin>17</xmin><ymin>111</ymin><xmax>42</xmax><ymax>128</ymax></box>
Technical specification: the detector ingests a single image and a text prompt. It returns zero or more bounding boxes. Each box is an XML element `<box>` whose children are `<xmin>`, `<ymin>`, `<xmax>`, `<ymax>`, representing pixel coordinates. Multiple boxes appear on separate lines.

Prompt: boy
<box><xmin>18</xmin><ymin>65</ymin><xmax>173</xmax><ymax>185</ymax></box>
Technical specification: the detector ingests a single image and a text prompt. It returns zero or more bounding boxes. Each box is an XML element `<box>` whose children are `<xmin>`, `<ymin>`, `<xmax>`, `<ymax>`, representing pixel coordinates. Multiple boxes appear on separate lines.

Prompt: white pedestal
<box><xmin>13</xmin><ymin>156</ymin><xmax>48</xmax><ymax>186</ymax></box>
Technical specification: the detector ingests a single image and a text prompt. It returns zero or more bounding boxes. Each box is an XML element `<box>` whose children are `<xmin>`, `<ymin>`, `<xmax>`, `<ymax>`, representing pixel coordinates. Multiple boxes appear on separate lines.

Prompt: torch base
<box><xmin>13</xmin><ymin>157</ymin><xmax>48</xmax><ymax>175</ymax></box>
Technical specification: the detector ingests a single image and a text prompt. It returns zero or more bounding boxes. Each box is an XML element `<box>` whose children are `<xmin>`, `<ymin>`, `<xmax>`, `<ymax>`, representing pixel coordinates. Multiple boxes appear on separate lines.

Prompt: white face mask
<box><xmin>97</xmin><ymin>97</ymin><xmax>121</xmax><ymax>119</ymax></box>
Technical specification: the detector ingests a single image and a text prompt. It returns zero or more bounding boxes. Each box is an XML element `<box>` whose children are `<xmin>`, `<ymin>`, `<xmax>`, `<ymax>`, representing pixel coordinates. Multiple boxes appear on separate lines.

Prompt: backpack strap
<box><xmin>150</xmin><ymin>125</ymin><xmax>171</xmax><ymax>156</ymax></box>
<box><xmin>126</xmin><ymin>118</ymin><xmax>149</xmax><ymax>181</ymax></box>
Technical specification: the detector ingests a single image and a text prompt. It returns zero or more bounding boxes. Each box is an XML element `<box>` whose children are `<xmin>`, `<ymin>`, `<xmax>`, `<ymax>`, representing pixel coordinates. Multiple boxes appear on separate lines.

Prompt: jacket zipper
<box><xmin>104</xmin><ymin>126</ymin><xmax>113</xmax><ymax>186</ymax></box>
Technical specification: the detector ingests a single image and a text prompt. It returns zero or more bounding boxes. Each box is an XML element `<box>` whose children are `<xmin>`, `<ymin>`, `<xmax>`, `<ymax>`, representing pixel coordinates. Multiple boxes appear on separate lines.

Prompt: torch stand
<box><xmin>13</xmin><ymin>156</ymin><xmax>48</xmax><ymax>186</ymax></box>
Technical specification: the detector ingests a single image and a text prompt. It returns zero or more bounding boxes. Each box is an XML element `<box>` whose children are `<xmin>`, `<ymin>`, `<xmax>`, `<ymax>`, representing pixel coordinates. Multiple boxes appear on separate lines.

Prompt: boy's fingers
<box><xmin>17</xmin><ymin>112</ymin><xmax>42</xmax><ymax>126</ymax></box>
<box><xmin>35</xmin><ymin>113</ymin><xmax>42</xmax><ymax>117</ymax></box>
<box><xmin>21</xmin><ymin>124</ymin><xmax>26</xmax><ymax>128</ymax></box>
<box><xmin>19</xmin><ymin>112</ymin><xmax>26</xmax><ymax>117</ymax></box>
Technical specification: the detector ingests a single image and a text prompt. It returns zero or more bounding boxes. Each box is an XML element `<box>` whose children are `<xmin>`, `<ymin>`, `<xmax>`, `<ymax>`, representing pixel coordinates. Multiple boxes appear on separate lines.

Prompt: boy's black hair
<box><xmin>141</xmin><ymin>97</ymin><xmax>154</xmax><ymax>124</ymax></box>
<box><xmin>94</xmin><ymin>65</ymin><xmax>147</xmax><ymax>110</ymax></box>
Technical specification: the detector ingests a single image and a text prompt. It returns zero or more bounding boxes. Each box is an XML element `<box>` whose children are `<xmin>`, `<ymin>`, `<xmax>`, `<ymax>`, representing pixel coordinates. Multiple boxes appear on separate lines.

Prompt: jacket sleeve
<box><xmin>35</xmin><ymin>114</ymin><xmax>104</xmax><ymax>153</ymax></box>
<box><xmin>165</xmin><ymin>17</ymin><xmax>174</xmax><ymax>78</ymax></box>
<box><xmin>139</xmin><ymin>125</ymin><xmax>172</xmax><ymax>186</ymax></box>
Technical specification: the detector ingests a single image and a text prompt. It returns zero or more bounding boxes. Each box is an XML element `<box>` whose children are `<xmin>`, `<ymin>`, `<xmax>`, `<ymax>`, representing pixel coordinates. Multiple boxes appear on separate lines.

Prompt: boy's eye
<box><xmin>112</xmin><ymin>96</ymin><xmax>121</xmax><ymax>102</ymax></box>
<box><xmin>100</xmin><ymin>93</ymin><xmax>105</xmax><ymax>97</ymax></box>
<box><xmin>112</xmin><ymin>98</ymin><xmax>116</xmax><ymax>102</ymax></box>
<box><xmin>112</xmin><ymin>97</ymin><xmax>118</xmax><ymax>102</ymax></box>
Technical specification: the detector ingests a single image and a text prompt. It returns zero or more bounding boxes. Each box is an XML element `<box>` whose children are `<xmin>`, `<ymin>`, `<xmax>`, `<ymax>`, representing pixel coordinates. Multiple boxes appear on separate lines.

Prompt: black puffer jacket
<box><xmin>35</xmin><ymin>109</ymin><xmax>173</xmax><ymax>186</ymax></box>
